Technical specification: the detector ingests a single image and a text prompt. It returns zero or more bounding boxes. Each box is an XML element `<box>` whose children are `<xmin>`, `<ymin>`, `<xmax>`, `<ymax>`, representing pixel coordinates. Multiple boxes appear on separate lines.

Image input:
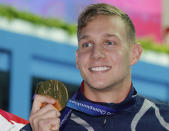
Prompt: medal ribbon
<box><xmin>60</xmin><ymin>90</ymin><xmax>117</xmax><ymax>127</ymax></box>
<box><xmin>66</xmin><ymin>99</ymin><xmax>115</xmax><ymax>116</ymax></box>
<box><xmin>60</xmin><ymin>83</ymin><xmax>136</xmax><ymax>128</ymax></box>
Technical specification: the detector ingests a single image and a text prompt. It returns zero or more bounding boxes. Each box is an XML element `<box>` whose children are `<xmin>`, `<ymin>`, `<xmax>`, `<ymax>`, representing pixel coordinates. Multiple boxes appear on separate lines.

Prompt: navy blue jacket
<box><xmin>21</xmin><ymin>86</ymin><xmax>169</xmax><ymax>131</ymax></box>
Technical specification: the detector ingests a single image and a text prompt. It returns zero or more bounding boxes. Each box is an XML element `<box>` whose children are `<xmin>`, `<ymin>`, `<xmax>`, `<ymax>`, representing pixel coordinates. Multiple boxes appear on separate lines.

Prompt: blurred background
<box><xmin>0</xmin><ymin>0</ymin><xmax>169</xmax><ymax>120</ymax></box>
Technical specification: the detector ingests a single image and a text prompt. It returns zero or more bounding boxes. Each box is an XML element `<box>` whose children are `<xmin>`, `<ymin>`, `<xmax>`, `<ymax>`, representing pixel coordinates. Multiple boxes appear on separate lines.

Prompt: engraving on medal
<box><xmin>35</xmin><ymin>80</ymin><xmax>68</xmax><ymax>111</ymax></box>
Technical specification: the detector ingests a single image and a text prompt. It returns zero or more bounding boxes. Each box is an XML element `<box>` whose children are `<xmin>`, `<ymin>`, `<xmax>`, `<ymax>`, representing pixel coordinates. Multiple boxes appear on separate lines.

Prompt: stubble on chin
<box><xmin>84</xmin><ymin>79</ymin><xmax>115</xmax><ymax>92</ymax></box>
<box><xmin>84</xmin><ymin>72</ymin><xmax>130</xmax><ymax>93</ymax></box>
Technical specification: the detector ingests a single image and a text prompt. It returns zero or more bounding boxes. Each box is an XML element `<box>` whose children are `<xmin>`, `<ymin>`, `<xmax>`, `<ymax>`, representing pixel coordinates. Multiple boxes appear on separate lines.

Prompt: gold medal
<box><xmin>35</xmin><ymin>80</ymin><xmax>68</xmax><ymax>111</ymax></box>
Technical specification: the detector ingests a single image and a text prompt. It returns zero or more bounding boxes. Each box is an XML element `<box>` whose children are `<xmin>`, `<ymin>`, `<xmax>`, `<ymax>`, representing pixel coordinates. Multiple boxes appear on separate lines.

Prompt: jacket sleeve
<box><xmin>20</xmin><ymin>123</ymin><xmax>32</xmax><ymax>131</ymax></box>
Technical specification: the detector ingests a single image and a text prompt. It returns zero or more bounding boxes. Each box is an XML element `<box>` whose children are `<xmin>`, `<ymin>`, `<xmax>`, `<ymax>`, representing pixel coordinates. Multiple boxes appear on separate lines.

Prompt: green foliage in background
<box><xmin>138</xmin><ymin>39</ymin><xmax>169</xmax><ymax>55</ymax></box>
<box><xmin>0</xmin><ymin>4</ymin><xmax>76</xmax><ymax>35</ymax></box>
<box><xmin>0</xmin><ymin>4</ymin><xmax>169</xmax><ymax>55</ymax></box>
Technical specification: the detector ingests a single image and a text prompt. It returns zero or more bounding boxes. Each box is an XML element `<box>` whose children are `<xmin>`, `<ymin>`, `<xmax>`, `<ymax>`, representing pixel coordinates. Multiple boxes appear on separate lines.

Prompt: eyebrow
<box><xmin>104</xmin><ymin>33</ymin><xmax>122</xmax><ymax>42</ymax></box>
<box><xmin>78</xmin><ymin>33</ymin><xmax>121</xmax><ymax>41</ymax></box>
<box><xmin>103</xmin><ymin>33</ymin><xmax>118</xmax><ymax>38</ymax></box>
<box><xmin>79</xmin><ymin>35</ymin><xmax>89</xmax><ymax>41</ymax></box>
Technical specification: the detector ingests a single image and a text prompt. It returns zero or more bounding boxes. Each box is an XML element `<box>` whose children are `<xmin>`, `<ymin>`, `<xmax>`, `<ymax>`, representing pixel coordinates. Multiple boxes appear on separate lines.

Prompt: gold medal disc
<box><xmin>35</xmin><ymin>80</ymin><xmax>68</xmax><ymax>111</ymax></box>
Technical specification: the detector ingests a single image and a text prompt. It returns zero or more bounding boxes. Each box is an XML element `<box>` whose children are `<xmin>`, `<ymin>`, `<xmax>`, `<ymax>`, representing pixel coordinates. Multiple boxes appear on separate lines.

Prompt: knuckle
<box><xmin>53</xmin><ymin>110</ymin><xmax>60</xmax><ymax>118</ymax></box>
<box><xmin>29</xmin><ymin>116</ymin><xmax>32</xmax><ymax>122</ymax></box>
<box><xmin>32</xmin><ymin>118</ymin><xmax>36</xmax><ymax>125</ymax></box>
<box><xmin>56</xmin><ymin>111</ymin><xmax>61</xmax><ymax>117</ymax></box>
<box><xmin>32</xmin><ymin>117</ymin><xmax>38</xmax><ymax>126</ymax></box>
<box><xmin>46</xmin><ymin>103</ymin><xmax>53</xmax><ymax>108</ymax></box>
<box><xmin>34</xmin><ymin>94</ymin><xmax>43</xmax><ymax>101</ymax></box>
<box><xmin>48</xmin><ymin>108</ymin><xmax>60</xmax><ymax>118</ymax></box>
<box><xmin>29</xmin><ymin>114</ymin><xmax>36</xmax><ymax>122</ymax></box>
<box><xmin>38</xmin><ymin>119</ymin><xmax>44</xmax><ymax>126</ymax></box>
<box><xmin>46</xmin><ymin>104</ymin><xmax>55</xmax><ymax>110</ymax></box>
<box><xmin>57</xmin><ymin>118</ymin><xmax>60</xmax><ymax>124</ymax></box>
<box><xmin>50</xmin><ymin>119</ymin><xmax>60</xmax><ymax>130</ymax></box>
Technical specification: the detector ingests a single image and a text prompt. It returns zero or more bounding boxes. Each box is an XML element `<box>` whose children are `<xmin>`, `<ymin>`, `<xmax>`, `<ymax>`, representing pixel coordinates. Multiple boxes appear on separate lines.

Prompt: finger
<box><xmin>29</xmin><ymin>104</ymin><xmax>60</xmax><ymax>123</ymax></box>
<box><xmin>38</xmin><ymin>118</ymin><xmax>60</xmax><ymax>131</ymax></box>
<box><xmin>31</xmin><ymin>109</ymin><xmax>59</xmax><ymax>130</ymax></box>
<box><xmin>31</xmin><ymin>95</ymin><xmax>56</xmax><ymax>114</ymax></box>
<box><xmin>50</xmin><ymin>119</ymin><xmax>60</xmax><ymax>131</ymax></box>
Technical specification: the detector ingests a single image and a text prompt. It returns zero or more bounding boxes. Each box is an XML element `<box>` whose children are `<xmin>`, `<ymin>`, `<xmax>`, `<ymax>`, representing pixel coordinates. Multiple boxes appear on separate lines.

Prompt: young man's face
<box><xmin>76</xmin><ymin>15</ymin><xmax>138</xmax><ymax>90</ymax></box>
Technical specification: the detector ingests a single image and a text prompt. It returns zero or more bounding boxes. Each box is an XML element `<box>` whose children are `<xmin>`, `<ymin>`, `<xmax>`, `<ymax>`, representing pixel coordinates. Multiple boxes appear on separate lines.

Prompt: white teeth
<box><xmin>90</xmin><ymin>66</ymin><xmax>110</xmax><ymax>71</ymax></box>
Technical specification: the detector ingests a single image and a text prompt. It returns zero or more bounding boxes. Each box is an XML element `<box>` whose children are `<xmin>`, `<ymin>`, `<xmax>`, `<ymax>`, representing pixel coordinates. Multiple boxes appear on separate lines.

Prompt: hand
<box><xmin>29</xmin><ymin>95</ymin><xmax>60</xmax><ymax>131</ymax></box>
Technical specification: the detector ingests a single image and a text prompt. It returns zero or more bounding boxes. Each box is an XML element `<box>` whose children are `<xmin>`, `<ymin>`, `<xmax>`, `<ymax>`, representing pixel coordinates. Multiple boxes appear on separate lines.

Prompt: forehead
<box><xmin>78</xmin><ymin>15</ymin><xmax>127</xmax><ymax>41</ymax></box>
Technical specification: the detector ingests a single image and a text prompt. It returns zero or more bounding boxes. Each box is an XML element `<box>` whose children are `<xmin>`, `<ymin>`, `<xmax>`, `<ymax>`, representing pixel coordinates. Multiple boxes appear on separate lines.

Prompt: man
<box><xmin>21</xmin><ymin>3</ymin><xmax>169</xmax><ymax>131</ymax></box>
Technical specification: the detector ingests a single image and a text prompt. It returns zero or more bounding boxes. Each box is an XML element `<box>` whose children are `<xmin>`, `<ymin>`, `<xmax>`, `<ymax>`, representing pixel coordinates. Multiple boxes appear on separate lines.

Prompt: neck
<box><xmin>83</xmin><ymin>79</ymin><xmax>132</xmax><ymax>104</ymax></box>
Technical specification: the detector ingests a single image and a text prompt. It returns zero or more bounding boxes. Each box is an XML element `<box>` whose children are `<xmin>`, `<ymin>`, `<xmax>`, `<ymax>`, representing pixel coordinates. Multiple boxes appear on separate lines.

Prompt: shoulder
<box><xmin>136</xmin><ymin>95</ymin><xmax>168</xmax><ymax>107</ymax></box>
<box><xmin>136</xmin><ymin>95</ymin><xmax>169</xmax><ymax>109</ymax></box>
<box><xmin>135</xmin><ymin>95</ymin><xmax>169</xmax><ymax>119</ymax></box>
<box><xmin>154</xmin><ymin>101</ymin><xmax>169</xmax><ymax>114</ymax></box>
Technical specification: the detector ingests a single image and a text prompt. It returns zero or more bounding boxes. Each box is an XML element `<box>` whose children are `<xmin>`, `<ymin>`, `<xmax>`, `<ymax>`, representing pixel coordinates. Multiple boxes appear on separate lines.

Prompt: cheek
<box><xmin>77</xmin><ymin>53</ymin><xmax>90</xmax><ymax>80</ymax></box>
<box><xmin>109</xmin><ymin>51</ymin><xmax>122</xmax><ymax>64</ymax></box>
<box><xmin>123</xmin><ymin>51</ymin><xmax>131</xmax><ymax>65</ymax></box>
<box><xmin>77</xmin><ymin>53</ymin><xmax>89</xmax><ymax>69</ymax></box>
<box><xmin>109</xmin><ymin>50</ymin><xmax>130</xmax><ymax>66</ymax></box>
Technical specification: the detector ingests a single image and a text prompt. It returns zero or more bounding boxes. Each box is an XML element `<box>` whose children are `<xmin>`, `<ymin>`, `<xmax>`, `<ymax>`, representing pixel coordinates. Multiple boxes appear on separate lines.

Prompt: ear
<box><xmin>130</xmin><ymin>43</ymin><xmax>142</xmax><ymax>66</ymax></box>
<box><xmin>76</xmin><ymin>50</ymin><xmax>80</xmax><ymax>69</ymax></box>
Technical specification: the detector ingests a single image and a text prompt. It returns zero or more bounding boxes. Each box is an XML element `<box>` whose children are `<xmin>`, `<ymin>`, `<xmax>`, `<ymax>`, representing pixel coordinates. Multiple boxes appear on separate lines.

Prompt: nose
<box><xmin>91</xmin><ymin>45</ymin><xmax>105</xmax><ymax>59</ymax></box>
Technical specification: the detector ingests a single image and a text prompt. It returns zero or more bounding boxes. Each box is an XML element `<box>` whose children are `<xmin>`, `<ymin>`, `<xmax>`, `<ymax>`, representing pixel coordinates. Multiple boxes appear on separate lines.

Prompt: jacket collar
<box><xmin>77</xmin><ymin>81</ymin><xmax>137</xmax><ymax>111</ymax></box>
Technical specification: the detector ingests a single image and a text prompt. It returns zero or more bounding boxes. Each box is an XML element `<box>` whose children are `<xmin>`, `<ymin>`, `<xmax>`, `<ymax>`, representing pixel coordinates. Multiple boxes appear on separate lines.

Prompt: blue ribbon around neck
<box><xmin>60</xmin><ymin>86</ymin><xmax>136</xmax><ymax>128</ymax></box>
<box><xmin>60</xmin><ymin>90</ymin><xmax>118</xmax><ymax>128</ymax></box>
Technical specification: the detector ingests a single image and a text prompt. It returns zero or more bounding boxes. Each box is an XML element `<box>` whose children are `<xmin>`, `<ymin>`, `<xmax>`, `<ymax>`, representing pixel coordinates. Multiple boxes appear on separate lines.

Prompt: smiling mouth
<box><xmin>89</xmin><ymin>66</ymin><xmax>111</xmax><ymax>72</ymax></box>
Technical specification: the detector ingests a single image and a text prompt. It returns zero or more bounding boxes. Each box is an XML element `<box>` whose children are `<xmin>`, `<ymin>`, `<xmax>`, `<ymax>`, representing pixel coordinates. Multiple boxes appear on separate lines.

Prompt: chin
<box><xmin>88</xmin><ymin>81</ymin><xmax>110</xmax><ymax>90</ymax></box>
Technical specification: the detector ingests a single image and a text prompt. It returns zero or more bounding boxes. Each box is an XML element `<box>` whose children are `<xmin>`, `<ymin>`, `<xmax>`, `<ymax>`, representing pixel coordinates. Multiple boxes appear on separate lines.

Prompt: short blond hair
<box><xmin>77</xmin><ymin>3</ymin><xmax>136</xmax><ymax>44</ymax></box>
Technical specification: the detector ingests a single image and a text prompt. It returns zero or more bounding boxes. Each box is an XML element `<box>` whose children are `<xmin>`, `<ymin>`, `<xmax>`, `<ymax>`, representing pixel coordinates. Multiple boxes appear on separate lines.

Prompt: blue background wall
<box><xmin>0</xmin><ymin>29</ymin><xmax>169</xmax><ymax>119</ymax></box>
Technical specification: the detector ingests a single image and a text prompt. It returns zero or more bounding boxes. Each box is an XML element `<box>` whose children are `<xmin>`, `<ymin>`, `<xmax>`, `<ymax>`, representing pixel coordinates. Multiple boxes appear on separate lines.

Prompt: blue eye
<box><xmin>106</xmin><ymin>41</ymin><xmax>113</xmax><ymax>45</ymax></box>
<box><xmin>105</xmin><ymin>41</ymin><xmax>116</xmax><ymax>46</ymax></box>
<box><xmin>82</xmin><ymin>43</ymin><xmax>92</xmax><ymax>48</ymax></box>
